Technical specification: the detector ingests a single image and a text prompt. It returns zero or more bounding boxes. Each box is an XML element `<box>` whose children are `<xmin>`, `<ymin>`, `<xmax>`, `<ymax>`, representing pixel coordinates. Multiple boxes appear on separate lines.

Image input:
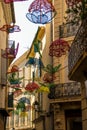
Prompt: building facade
<box><xmin>0</xmin><ymin>2</ymin><xmax>15</xmax><ymax>130</ymax></box>
<box><xmin>33</xmin><ymin>1</ymin><xmax>83</xmax><ymax>130</ymax></box>
<box><xmin>6</xmin><ymin>51</ymin><xmax>35</xmax><ymax>130</ymax></box>
<box><xmin>49</xmin><ymin>1</ymin><xmax>82</xmax><ymax>130</ymax></box>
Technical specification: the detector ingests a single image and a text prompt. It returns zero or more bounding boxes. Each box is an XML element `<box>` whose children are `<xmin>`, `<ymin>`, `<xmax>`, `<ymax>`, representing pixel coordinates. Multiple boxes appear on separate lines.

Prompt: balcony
<box><xmin>68</xmin><ymin>18</ymin><xmax>87</xmax><ymax>81</ymax></box>
<box><xmin>59</xmin><ymin>23</ymin><xmax>79</xmax><ymax>38</ymax></box>
<box><xmin>48</xmin><ymin>82</ymin><xmax>81</xmax><ymax>102</ymax></box>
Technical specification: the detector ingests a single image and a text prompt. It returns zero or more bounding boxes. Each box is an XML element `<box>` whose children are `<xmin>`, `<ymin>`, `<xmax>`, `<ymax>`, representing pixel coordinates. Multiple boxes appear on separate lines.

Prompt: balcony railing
<box><xmin>59</xmin><ymin>23</ymin><xmax>79</xmax><ymax>38</ymax></box>
<box><xmin>48</xmin><ymin>82</ymin><xmax>81</xmax><ymax>99</ymax></box>
<box><xmin>68</xmin><ymin>19</ymin><xmax>87</xmax><ymax>75</ymax></box>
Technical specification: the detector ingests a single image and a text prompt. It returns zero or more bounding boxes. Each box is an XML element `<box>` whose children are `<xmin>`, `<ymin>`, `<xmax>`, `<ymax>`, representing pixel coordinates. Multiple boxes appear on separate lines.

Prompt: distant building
<box><xmin>6</xmin><ymin>51</ymin><xmax>35</xmax><ymax>130</ymax></box>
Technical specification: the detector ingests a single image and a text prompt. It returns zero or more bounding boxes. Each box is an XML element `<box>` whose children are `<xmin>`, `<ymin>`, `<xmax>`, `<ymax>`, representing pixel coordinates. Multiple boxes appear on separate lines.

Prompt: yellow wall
<box><xmin>53</xmin><ymin>0</ymin><xmax>74</xmax><ymax>84</ymax></box>
<box><xmin>0</xmin><ymin>2</ymin><xmax>15</xmax><ymax>109</ymax></box>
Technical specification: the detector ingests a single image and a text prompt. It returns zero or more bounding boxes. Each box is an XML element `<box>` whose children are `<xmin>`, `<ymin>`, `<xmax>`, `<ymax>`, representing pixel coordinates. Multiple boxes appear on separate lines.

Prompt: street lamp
<box><xmin>33</xmin><ymin>101</ymin><xmax>39</xmax><ymax>112</ymax></box>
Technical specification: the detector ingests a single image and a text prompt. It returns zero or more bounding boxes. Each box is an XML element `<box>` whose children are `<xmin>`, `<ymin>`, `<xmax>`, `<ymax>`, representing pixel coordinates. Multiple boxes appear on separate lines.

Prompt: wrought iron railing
<box><xmin>59</xmin><ymin>23</ymin><xmax>79</xmax><ymax>38</ymax></box>
<box><xmin>48</xmin><ymin>82</ymin><xmax>81</xmax><ymax>99</ymax></box>
<box><xmin>68</xmin><ymin>19</ymin><xmax>87</xmax><ymax>73</ymax></box>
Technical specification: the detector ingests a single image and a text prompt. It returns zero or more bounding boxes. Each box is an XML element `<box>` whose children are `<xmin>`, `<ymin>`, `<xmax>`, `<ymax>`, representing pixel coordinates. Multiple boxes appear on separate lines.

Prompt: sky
<box><xmin>9</xmin><ymin>0</ymin><xmax>39</xmax><ymax>60</ymax></box>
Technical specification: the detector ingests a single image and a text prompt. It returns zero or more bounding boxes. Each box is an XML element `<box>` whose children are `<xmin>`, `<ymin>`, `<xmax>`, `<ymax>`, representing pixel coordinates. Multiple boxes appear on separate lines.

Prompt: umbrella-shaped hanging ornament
<box><xmin>26</xmin><ymin>0</ymin><xmax>57</xmax><ymax>24</ymax></box>
<box><xmin>42</xmin><ymin>64</ymin><xmax>61</xmax><ymax>83</ymax></box>
<box><xmin>0</xmin><ymin>24</ymin><xmax>21</xmax><ymax>33</ymax></box>
<box><xmin>25</xmin><ymin>82</ymin><xmax>39</xmax><ymax>93</ymax></box>
<box><xmin>7</xmin><ymin>65</ymin><xmax>24</xmax><ymax>86</ymax></box>
<box><xmin>9</xmin><ymin>84</ymin><xmax>21</xmax><ymax>89</ymax></box>
<box><xmin>2</xmin><ymin>43</ymin><xmax>19</xmax><ymax>59</ymax></box>
<box><xmin>7</xmin><ymin>72</ymin><xmax>23</xmax><ymax>85</ymax></box>
<box><xmin>14</xmin><ymin>89</ymin><xmax>23</xmax><ymax>97</ymax></box>
<box><xmin>4</xmin><ymin>0</ymin><xmax>27</xmax><ymax>3</ymax></box>
<box><xmin>7</xmin><ymin>65</ymin><xmax>21</xmax><ymax>74</ymax></box>
<box><xmin>37</xmin><ymin>86</ymin><xmax>50</xmax><ymax>93</ymax></box>
<box><xmin>49</xmin><ymin>39</ymin><xmax>70</xmax><ymax>57</ymax></box>
<box><xmin>19</xmin><ymin>97</ymin><xmax>30</xmax><ymax>104</ymax></box>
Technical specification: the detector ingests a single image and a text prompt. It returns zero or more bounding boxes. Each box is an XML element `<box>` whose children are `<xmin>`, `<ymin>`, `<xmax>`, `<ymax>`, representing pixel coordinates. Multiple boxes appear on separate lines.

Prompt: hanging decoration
<box><xmin>16</xmin><ymin>101</ymin><xmax>26</xmax><ymax>112</ymax></box>
<box><xmin>26</xmin><ymin>26</ymin><xmax>45</xmax><ymax>59</ymax></box>
<box><xmin>18</xmin><ymin>97</ymin><xmax>30</xmax><ymax>104</ymax></box>
<box><xmin>42</xmin><ymin>64</ymin><xmax>61</xmax><ymax>83</ymax></box>
<box><xmin>20</xmin><ymin>112</ymin><xmax>28</xmax><ymax>117</ymax></box>
<box><xmin>25</xmin><ymin>57</ymin><xmax>44</xmax><ymax>68</ymax></box>
<box><xmin>37</xmin><ymin>86</ymin><xmax>50</xmax><ymax>93</ymax></box>
<box><xmin>35</xmin><ymin>64</ymin><xmax>61</xmax><ymax>93</ymax></box>
<box><xmin>4</xmin><ymin>0</ymin><xmax>27</xmax><ymax>3</ymax></box>
<box><xmin>13</xmin><ymin>97</ymin><xmax>32</xmax><ymax>116</ymax></box>
<box><xmin>65</xmin><ymin>0</ymin><xmax>87</xmax><ymax>24</ymax></box>
<box><xmin>26</xmin><ymin>0</ymin><xmax>57</xmax><ymax>24</ymax></box>
<box><xmin>0</xmin><ymin>24</ymin><xmax>21</xmax><ymax>33</ymax></box>
<box><xmin>7</xmin><ymin>65</ymin><xmax>22</xmax><ymax>88</ymax></box>
<box><xmin>14</xmin><ymin>89</ymin><xmax>23</xmax><ymax>98</ymax></box>
<box><xmin>2</xmin><ymin>42</ymin><xmax>19</xmax><ymax>59</ymax></box>
<box><xmin>25</xmin><ymin>82</ymin><xmax>39</xmax><ymax>92</ymax></box>
<box><xmin>7</xmin><ymin>72</ymin><xmax>23</xmax><ymax>85</ymax></box>
<box><xmin>33</xmin><ymin>26</ymin><xmax>45</xmax><ymax>57</ymax></box>
<box><xmin>7</xmin><ymin>65</ymin><xmax>21</xmax><ymax>74</ymax></box>
<box><xmin>43</xmin><ymin>72</ymin><xmax>56</xmax><ymax>83</ymax></box>
<box><xmin>9</xmin><ymin>84</ymin><xmax>21</xmax><ymax>89</ymax></box>
<box><xmin>49</xmin><ymin>39</ymin><xmax>70</xmax><ymax>57</ymax></box>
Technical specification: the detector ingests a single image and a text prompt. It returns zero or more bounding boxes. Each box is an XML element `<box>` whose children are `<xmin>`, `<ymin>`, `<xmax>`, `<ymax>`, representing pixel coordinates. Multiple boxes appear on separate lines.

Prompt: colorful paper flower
<box><xmin>25</xmin><ymin>82</ymin><xmax>39</xmax><ymax>92</ymax></box>
<box><xmin>26</xmin><ymin>0</ymin><xmax>56</xmax><ymax>24</ymax></box>
<box><xmin>37</xmin><ymin>86</ymin><xmax>50</xmax><ymax>93</ymax></box>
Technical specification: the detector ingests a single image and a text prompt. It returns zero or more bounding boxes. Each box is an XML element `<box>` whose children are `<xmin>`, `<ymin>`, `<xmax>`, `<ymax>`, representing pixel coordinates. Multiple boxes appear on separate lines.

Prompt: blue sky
<box><xmin>9</xmin><ymin>0</ymin><xmax>39</xmax><ymax>60</ymax></box>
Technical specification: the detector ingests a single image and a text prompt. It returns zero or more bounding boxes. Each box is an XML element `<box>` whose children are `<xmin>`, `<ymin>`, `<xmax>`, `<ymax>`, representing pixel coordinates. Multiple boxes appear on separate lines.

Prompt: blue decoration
<box><xmin>26</xmin><ymin>0</ymin><xmax>56</xmax><ymax>24</ymax></box>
